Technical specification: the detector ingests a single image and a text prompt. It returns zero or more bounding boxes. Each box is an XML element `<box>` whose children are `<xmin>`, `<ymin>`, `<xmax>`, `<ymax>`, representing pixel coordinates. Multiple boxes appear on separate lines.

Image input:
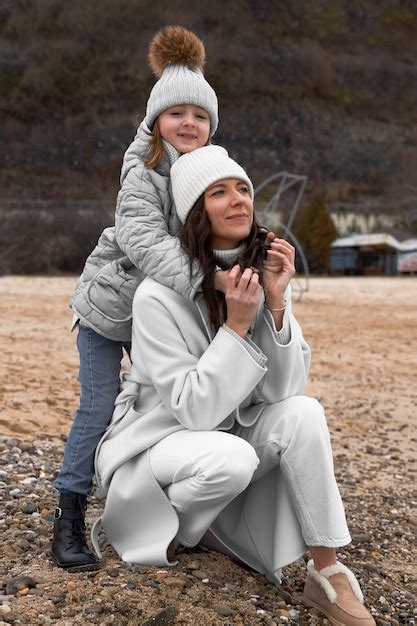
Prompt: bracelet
<box><xmin>264</xmin><ymin>301</ymin><xmax>286</xmax><ymax>312</ymax></box>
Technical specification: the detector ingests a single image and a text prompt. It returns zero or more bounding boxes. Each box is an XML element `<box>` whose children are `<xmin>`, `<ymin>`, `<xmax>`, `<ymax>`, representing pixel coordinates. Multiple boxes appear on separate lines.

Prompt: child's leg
<box><xmin>55</xmin><ymin>324</ymin><xmax>130</xmax><ymax>495</ymax></box>
<box><xmin>51</xmin><ymin>324</ymin><xmax>130</xmax><ymax>570</ymax></box>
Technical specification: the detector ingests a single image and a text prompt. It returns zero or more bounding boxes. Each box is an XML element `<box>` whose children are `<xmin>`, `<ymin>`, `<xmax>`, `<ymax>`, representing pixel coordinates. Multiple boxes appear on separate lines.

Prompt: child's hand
<box><xmin>225</xmin><ymin>265</ymin><xmax>261</xmax><ymax>337</ymax></box>
<box><xmin>214</xmin><ymin>270</ymin><xmax>229</xmax><ymax>293</ymax></box>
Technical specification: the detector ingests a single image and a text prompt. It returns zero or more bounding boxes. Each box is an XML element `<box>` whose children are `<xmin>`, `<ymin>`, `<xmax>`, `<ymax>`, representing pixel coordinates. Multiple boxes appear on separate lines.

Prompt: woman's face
<box><xmin>203</xmin><ymin>178</ymin><xmax>253</xmax><ymax>250</ymax></box>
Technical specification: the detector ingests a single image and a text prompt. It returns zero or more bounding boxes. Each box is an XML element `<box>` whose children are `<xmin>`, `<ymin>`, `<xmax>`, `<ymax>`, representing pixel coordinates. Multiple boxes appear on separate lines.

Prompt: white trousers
<box><xmin>149</xmin><ymin>395</ymin><xmax>351</xmax><ymax>549</ymax></box>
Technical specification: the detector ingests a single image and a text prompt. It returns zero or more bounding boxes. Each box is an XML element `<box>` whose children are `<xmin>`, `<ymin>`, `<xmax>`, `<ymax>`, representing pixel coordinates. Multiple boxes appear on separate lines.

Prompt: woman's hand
<box><xmin>225</xmin><ymin>265</ymin><xmax>262</xmax><ymax>337</ymax></box>
<box><xmin>262</xmin><ymin>236</ymin><xmax>295</xmax><ymax>309</ymax></box>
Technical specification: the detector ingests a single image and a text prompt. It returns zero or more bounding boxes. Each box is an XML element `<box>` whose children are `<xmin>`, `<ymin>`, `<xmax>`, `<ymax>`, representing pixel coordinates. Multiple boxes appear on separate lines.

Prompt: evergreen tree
<box><xmin>294</xmin><ymin>195</ymin><xmax>337</xmax><ymax>274</ymax></box>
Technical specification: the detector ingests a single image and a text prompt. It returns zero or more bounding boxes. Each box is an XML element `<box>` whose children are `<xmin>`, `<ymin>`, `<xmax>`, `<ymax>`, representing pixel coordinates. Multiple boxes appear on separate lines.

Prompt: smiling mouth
<box><xmin>178</xmin><ymin>133</ymin><xmax>197</xmax><ymax>139</ymax></box>
<box><xmin>227</xmin><ymin>214</ymin><xmax>248</xmax><ymax>220</ymax></box>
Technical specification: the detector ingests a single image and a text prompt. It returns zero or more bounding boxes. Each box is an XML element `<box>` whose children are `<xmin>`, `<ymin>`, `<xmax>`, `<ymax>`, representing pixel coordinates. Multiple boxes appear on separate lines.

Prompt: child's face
<box><xmin>158</xmin><ymin>105</ymin><xmax>210</xmax><ymax>153</ymax></box>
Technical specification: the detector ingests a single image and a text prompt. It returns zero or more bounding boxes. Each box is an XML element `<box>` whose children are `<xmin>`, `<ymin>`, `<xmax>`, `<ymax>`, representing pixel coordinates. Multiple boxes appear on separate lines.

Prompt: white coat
<box><xmin>94</xmin><ymin>277</ymin><xmax>311</xmax><ymax>583</ymax></box>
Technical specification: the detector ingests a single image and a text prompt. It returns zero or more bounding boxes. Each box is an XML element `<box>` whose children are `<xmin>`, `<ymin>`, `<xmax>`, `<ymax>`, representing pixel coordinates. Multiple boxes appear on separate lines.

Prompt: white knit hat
<box><xmin>170</xmin><ymin>146</ymin><xmax>254</xmax><ymax>224</ymax></box>
<box><xmin>145</xmin><ymin>26</ymin><xmax>218</xmax><ymax>135</ymax></box>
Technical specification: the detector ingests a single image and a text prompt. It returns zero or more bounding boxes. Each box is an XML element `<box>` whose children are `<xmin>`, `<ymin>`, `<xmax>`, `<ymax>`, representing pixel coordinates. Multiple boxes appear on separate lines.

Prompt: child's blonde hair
<box><xmin>145</xmin><ymin>119</ymin><xmax>165</xmax><ymax>169</ymax></box>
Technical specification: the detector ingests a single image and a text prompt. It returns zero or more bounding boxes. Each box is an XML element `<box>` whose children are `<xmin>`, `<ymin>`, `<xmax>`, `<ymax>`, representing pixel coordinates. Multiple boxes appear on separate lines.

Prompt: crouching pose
<box><xmin>94</xmin><ymin>146</ymin><xmax>375</xmax><ymax>625</ymax></box>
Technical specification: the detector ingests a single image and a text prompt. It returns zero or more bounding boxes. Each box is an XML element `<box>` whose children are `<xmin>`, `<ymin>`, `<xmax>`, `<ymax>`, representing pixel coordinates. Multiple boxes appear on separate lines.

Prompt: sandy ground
<box><xmin>0</xmin><ymin>276</ymin><xmax>416</xmax><ymax>624</ymax></box>
<box><xmin>1</xmin><ymin>276</ymin><xmax>416</xmax><ymax>454</ymax></box>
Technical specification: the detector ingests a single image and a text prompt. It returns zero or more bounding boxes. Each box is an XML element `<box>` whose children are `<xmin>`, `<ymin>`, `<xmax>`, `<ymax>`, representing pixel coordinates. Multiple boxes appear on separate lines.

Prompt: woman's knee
<box><xmin>268</xmin><ymin>395</ymin><xmax>328</xmax><ymax>443</ymax></box>
<box><xmin>296</xmin><ymin>395</ymin><xmax>326</xmax><ymax>420</ymax></box>
<box><xmin>290</xmin><ymin>396</ymin><xmax>329</xmax><ymax>443</ymax></box>
<box><xmin>209</xmin><ymin>436</ymin><xmax>259</xmax><ymax>496</ymax></box>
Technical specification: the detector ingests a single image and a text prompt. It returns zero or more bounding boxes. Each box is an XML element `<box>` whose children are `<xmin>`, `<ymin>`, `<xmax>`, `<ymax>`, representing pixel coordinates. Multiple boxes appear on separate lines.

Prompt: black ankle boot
<box><xmin>50</xmin><ymin>492</ymin><xmax>99</xmax><ymax>571</ymax></box>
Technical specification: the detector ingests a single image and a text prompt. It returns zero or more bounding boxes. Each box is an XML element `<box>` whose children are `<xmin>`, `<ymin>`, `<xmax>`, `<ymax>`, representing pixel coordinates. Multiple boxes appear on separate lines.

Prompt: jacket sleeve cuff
<box><xmin>263</xmin><ymin>308</ymin><xmax>292</xmax><ymax>345</ymax></box>
<box><xmin>223</xmin><ymin>324</ymin><xmax>267</xmax><ymax>367</ymax></box>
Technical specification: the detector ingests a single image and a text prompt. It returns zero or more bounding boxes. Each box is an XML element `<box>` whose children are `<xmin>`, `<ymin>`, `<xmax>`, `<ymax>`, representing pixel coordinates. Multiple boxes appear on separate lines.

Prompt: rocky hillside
<box><xmin>0</xmin><ymin>1</ymin><xmax>416</xmax><ymax>270</ymax></box>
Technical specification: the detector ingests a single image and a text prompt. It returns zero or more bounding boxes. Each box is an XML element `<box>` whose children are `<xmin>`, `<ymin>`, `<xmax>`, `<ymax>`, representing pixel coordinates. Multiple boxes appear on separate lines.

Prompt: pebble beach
<box><xmin>0</xmin><ymin>276</ymin><xmax>416</xmax><ymax>625</ymax></box>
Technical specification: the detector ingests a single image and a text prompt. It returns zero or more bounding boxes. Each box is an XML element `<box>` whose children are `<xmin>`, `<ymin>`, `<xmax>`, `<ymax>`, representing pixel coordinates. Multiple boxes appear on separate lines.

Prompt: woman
<box><xmin>94</xmin><ymin>146</ymin><xmax>375</xmax><ymax>626</ymax></box>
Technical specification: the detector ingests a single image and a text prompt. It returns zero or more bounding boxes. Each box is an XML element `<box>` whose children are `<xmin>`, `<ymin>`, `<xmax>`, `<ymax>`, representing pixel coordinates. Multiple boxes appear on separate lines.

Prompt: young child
<box><xmin>51</xmin><ymin>26</ymin><xmax>219</xmax><ymax>571</ymax></box>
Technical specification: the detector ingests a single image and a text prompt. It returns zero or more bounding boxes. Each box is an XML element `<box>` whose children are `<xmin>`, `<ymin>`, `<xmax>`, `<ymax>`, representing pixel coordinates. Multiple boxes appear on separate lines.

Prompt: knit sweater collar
<box><xmin>162</xmin><ymin>140</ymin><xmax>181</xmax><ymax>166</ymax></box>
<box><xmin>213</xmin><ymin>244</ymin><xmax>245</xmax><ymax>267</ymax></box>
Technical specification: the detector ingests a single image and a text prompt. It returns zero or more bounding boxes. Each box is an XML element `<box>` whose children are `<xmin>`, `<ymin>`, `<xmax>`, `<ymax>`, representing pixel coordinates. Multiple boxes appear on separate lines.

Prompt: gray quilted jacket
<box><xmin>71</xmin><ymin>121</ymin><xmax>203</xmax><ymax>342</ymax></box>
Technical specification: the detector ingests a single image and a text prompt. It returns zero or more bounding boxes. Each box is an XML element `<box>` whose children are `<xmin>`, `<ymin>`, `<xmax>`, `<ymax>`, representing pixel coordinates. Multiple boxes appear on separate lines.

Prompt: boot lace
<box><xmin>65</xmin><ymin>495</ymin><xmax>88</xmax><ymax>551</ymax></box>
<box><xmin>66</xmin><ymin>519</ymin><xmax>88</xmax><ymax>550</ymax></box>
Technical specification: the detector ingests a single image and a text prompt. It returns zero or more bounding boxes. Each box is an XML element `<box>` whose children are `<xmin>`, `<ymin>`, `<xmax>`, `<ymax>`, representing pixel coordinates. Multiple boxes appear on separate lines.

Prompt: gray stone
<box><xmin>191</xmin><ymin>569</ymin><xmax>209</xmax><ymax>579</ymax></box>
<box><xmin>6</xmin><ymin>438</ymin><xmax>21</xmax><ymax>448</ymax></box>
<box><xmin>142</xmin><ymin>606</ymin><xmax>179</xmax><ymax>625</ymax></box>
<box><xmin>84</xmin><ymin>605</ymin><xmax>103</xmax><ymax>615</ymax></box>
<box><xmin>100</xmin><ymin>588</ymin><xmax>118</xmax><ymax>598</ymax></box>
<box><xmin>16</xmin><ymin>539</ymin><xmax>31</xmax><ymax>551</ymax></box>
<box><xmin>21</xmin><ymin>501</ymin><xmax>37</xmax><ymax>514</ymax></box>
<box><xmin>5</xmin><ymin>575</ymin><xmax>36</xmax><ymax>595</ymax></box>
<box><xmin>148</xmin><ymin>581</ymin><xmax>160</xmax><ymax>589</ymax></box>
<box><xmin>276</xmin><ymin>589</ymin><xmax>293</xmax><ymax>604</ymax></box>
<box><xmin>363</xmin><ymin>562</ymin><xmax>380</xmax><ymax>573</ymax></box>
<box><xmin>126</xmin><ymin>581</ymin><xmax>136</xmax><ymax>589</ymax></box>
<box><xmin>186</xmin><ymin>560</ymin><xmax>200</xmax><ymax>570</ymax></box>
<box><xmin>114</xmin><ymin>601</ymin><xmax>130</xmax><ymax>615</ymax></box>
<box><xmin>212</xmin><ymin>603</ymin><xmax>234</xmax><ymax>617</ymax></box>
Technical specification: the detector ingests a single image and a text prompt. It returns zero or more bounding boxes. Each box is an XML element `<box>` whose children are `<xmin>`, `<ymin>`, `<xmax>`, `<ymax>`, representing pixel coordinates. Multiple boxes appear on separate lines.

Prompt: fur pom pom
<box><xmin>148</xmin><ymin>26</ymin><xmax>206</xmax><ymax>78</ymax></box>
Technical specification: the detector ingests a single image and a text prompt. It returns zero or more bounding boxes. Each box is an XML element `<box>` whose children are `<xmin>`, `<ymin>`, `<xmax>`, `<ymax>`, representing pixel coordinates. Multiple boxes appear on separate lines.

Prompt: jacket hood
<box><xmin>119</xmin><ymin>120</ymin><xmax>180</xmax><ymax>184</ymax></box>
<box><xmin>119</xmin><ymin>120</ymin><xmax>152</xmax><ymax>184</ymax></box>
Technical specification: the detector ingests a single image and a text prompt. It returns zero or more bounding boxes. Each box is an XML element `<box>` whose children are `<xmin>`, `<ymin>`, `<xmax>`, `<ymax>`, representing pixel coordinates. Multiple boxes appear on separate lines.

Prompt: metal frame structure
<box><xmin>254</xmin><ymin>172</ymin><xmax>310</xmax><ymax>299</ymax></box>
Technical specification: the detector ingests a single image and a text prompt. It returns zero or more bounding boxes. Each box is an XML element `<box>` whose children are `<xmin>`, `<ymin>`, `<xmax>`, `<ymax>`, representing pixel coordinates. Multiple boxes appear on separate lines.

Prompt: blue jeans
<box><xmin>55</xmin><ymin>325</ymin><xmax>131</xmax><ymax>495</ymax></box>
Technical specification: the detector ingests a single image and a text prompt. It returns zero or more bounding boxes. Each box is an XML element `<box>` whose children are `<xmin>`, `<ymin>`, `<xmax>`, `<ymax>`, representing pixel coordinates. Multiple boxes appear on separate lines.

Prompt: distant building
<box><xmin>330</xmin><ymin>234</ymin><xmax>417</xmax><ymax>275</ymax></box>
<box><xmin>397</xmin><ymin>242</ymin><xmax>417</xmax><ymax>273</ymax></box>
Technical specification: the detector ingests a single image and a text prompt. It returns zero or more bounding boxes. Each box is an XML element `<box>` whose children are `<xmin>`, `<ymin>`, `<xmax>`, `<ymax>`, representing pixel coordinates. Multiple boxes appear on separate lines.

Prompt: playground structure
<box><xmin>254</xmin><ymin>172</ymin><xmax>309</xmax><ymax>300</ymax></box>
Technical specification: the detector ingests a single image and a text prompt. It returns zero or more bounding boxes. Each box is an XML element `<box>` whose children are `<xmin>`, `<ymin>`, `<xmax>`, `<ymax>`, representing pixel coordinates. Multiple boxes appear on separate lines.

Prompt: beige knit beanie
<box><xmin>146</xmin><ymin>26</ymin><xmax>218</xmax><ymax>135</ymax></box>
<box><xmin>170</xmin><ymin>146</ymin><xmax>254</xmax><ymax>224</ymax></box>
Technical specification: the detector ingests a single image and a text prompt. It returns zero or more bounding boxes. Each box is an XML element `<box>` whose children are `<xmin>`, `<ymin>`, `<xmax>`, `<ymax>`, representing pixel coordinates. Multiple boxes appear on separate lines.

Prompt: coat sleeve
<box><xmin>132</xmin><ymin>289</ymin><xmax>268</xmax><ymax>431</ymax></box>
<box><xmin>114</xmin><ymin>164</ymin><xmax>203</xmax><ymax>300</ymax></box>
<box><xmin>253</xmin><ymin>286</ymin><xmax>311</xmax><ymax>403</ymax></box>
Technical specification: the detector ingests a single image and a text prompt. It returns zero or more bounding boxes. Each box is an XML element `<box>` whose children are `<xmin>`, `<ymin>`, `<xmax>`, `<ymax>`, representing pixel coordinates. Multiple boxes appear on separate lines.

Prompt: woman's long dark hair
<box><xmin>180</xmin><ymin>195</ymin><xmax>270</xmax><ymax>332</ymax></box>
